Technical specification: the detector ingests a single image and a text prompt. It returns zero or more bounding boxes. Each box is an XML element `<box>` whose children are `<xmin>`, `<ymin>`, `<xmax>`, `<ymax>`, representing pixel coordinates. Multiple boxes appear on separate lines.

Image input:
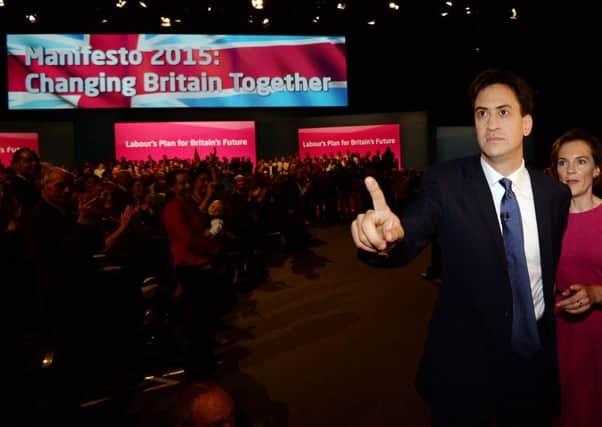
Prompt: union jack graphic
<box><xmin>7</xmin><ymin>34</ymin><xmax>348</xmax><ymax>109</ymax></box>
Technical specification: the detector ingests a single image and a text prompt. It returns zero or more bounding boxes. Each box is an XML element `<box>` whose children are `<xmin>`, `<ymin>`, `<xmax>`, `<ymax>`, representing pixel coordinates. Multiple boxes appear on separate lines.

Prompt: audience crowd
<box><xmin>6</xmin><ymin>141</ymin><xmax>601</xmax><ymax>426</ymax></box>
<box><xmin>4</xmin><ymin>146</ymin><xmax>419</xmax><ymax>425</ymax></box>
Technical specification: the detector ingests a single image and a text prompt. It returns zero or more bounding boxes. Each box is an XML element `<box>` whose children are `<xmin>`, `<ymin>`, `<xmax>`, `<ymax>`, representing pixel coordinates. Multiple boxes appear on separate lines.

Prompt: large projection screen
<box><xmin>0</xmin><ymin>132</ymin><xmax>39</xmax><ymax>166</ymax></box>
<box><xmin>114</xmin><ymin>121</ymin><xmax>256</xmax><ymax>165</ymax></box>
<box><xmin>7</xmin><ymin>34</ymin><xmax>347</xmax><ymax>110</ymax></box>
<box><xmin>298</xmin><ymin>124</ymin><xmax>402</xmax><ymax>168</ymax></box>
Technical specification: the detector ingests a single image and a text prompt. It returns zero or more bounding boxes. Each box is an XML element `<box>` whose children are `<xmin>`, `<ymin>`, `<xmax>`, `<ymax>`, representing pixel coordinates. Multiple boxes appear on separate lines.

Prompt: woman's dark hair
<box><xmin>11</xmin><ymin>147</ymin><xmax>39</xmax><ymax>165</ymax></box>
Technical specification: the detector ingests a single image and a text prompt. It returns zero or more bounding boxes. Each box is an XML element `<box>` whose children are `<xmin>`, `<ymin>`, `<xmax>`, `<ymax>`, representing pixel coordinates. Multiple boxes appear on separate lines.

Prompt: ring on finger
<box><xmin>577</xmin><ymin>301</ymin><xmax>583</xmax><ymax>308</ymax></box>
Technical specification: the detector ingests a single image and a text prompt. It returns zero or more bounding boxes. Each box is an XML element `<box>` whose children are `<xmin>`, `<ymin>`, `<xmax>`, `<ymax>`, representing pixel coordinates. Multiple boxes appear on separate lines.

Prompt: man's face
<box><xmin>474</xmin><ymin>83</ymin><xmax>532</xmax><ymax>167</ymax></box>
<box><xmin>42</xmin><ymin>170</ymin><xmax>73</xmax><ymax>207</ymax></box>
<box><xmin>194</xmin><ymin>173</ymin><xmax>210</xmax><ymax>191</ymax></box>
<box><xmin>234</xmin><ymin>178</ymin><xmax>246</xmax><ymax>192</ymax></box>
<box><xmin>85</xmin><ymin>176</ymin><xmax>102</xmax><ymax>195</ymax></box>
<box><xmin>14</xmin><ymin>150</ymin><xmax>40</xmax><ymax>180</ymax></box>
<box><xmin>116</xmin><ymin>170</ymin><xmax>133</xmax><ymax>188</ymax></box>
<box><xmin>172</xmin><ymin>172</ymin><xmax>191</xmax><ymax>199</ymax></box>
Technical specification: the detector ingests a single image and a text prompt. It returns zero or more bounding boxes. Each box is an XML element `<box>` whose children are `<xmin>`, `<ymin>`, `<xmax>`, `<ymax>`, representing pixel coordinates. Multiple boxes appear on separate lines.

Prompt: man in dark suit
<box><xmin>9</xmin><ymin>147</ymin><xmax>41</xmax><ymax>216</ymax></box>
<box><xmin>351</xmin><ymin>68</ymin><xmax>571</xmax><ymax>426</ymax></box>
<box><xmin>21</xmin><ymin>166</ymin><xmax>103</xmax><ymax>425</ymax></box>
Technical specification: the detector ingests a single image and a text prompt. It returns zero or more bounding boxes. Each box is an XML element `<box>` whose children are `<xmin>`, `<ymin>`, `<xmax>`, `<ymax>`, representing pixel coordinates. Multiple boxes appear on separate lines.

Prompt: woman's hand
<box><xmin>556</xmin><ymin>284</ymin><xmax>600</xmax><ymax>314</ymax></box>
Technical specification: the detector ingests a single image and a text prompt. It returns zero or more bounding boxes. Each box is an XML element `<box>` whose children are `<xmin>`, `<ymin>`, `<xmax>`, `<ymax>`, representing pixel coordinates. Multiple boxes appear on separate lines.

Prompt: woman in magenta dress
<box><xmin>551</xmin><ymin>128</ymin><xmax>602</xmax><ymax>427</ymax></box>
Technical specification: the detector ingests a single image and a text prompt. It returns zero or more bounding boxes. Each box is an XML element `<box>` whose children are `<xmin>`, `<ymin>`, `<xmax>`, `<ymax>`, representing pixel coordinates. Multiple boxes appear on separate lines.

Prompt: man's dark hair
<box><xmin>191</xmin><ymin>166</ymin><xmax>211</xmax><ymax>183</ymax></box>
<box><xmin>11</xmin><ymin>147</ymin><xmax>39</xmax><ymax>165</ymax></box>
<box><xmin>469</xmin><ymin>68</ymin><xmax>534</xmax><ymax>116</ymax></box>
<box><xmin>166</xmin><ymin>168</ymin><xmax>188</xmax><ymax>188</ymax></box>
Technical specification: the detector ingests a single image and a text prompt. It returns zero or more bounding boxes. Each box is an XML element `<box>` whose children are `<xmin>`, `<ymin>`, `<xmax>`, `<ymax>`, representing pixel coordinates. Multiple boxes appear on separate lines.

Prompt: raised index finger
<box><xmin>364</xmin><ymin>176</ymin><xmax>389</xmax><ymax>211</ymax></box>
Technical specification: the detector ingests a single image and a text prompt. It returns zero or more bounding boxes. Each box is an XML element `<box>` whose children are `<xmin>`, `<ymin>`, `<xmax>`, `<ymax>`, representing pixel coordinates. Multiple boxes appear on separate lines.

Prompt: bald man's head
<box><xmin>177</xmin><ymin>382</ymin><xmax>235</xmax><ymax>427</ymax></box>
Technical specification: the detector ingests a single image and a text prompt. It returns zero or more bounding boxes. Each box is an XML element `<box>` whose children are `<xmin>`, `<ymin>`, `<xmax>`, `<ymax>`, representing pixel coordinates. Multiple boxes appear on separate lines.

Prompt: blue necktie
<box><xmin>499</xmin><ymin>178</ymin><xmax>541</xmax><ymax>359</ymax></box>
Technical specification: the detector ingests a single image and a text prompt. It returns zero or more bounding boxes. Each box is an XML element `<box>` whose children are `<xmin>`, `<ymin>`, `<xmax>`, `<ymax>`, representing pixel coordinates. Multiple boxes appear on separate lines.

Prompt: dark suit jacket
<box><xmin>386</xmin><ymin>155</ymin><xmax>571</xmax><ymax>411</ymax></box>
<box><xmin>10</xmin><ymin>174</ymin><xmax>40</xmax><ymax>216</ymax></box>
<box><xmin>21</xmin><ymin>199</ymin><xmax>102</xmax><ymax>348</ymax></box>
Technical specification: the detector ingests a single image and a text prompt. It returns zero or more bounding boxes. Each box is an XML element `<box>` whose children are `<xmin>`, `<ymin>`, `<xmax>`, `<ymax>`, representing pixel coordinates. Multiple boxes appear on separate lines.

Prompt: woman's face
<box><xmin>556</xmin><ymin>139</ymin><xmax>600</xmax><ymax>198</ymax></box>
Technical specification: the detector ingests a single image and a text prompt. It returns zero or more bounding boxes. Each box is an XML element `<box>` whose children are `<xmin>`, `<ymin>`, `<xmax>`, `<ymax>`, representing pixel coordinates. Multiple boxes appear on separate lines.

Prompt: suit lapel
<box><xmin>529</xmin><ymin>170</ymin><xmax>553</xmax><ymax>299</ymax></box>
<box><xmin>464</xmin><ymin>156</ymin><xmax>506</xmax><ymax>257</ymax></box>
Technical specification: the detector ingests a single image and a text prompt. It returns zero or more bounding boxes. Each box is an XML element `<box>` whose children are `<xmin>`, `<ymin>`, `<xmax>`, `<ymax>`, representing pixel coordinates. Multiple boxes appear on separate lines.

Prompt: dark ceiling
<box><xmin>0</xmin><ymin>0</ymin><xmax>593</xmax><ymax>40</ymax></box>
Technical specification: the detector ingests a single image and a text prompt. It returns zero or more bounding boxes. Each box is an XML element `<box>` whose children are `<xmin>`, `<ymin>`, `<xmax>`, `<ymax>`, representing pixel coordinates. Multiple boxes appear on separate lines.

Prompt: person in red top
<box><xmin>162</xmin><ymin>168</ymin><xmax>223</xmax><ymax>382</ymax></box>
<box><xmin>550</xmin><ymin>128</ymin><xmax>602</xmax><ymax>427</ymax></box>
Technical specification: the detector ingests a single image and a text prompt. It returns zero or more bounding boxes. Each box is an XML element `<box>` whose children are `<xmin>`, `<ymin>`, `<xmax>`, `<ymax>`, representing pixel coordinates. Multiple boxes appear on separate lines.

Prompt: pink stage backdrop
<box><xmin>0</xmin><ymin>132</ymin><xmax>39</xmax><ymax>167</ymax></box>
<box><xmin>114</xmin><ymin>121</ymin><xmax>256</xmax><ymax>164</ymax></box>
<box><xmin>298</xmin><ymin>124</ymin><xmax>401</xmax><ymax>168</ymax></box>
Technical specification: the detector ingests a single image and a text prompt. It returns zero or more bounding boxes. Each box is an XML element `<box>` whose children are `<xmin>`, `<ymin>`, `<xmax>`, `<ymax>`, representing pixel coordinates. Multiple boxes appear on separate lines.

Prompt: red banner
<box><xmin>0</xmin><ymin>132</ymin><xmax>39</xmax><ymax>167</ymax></box>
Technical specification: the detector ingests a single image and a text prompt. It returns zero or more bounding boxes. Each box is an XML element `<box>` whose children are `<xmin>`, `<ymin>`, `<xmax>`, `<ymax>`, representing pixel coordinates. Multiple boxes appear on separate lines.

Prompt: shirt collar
<box><xmin>480</xmin><ymin>157</ymin><xmax>531</xmax><ymax>198</ymax></box>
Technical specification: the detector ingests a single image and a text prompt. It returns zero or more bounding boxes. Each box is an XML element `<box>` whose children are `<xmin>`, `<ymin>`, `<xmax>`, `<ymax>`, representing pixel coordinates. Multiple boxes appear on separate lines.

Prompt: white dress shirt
<box><xmin>481</xmin><ymin>158</ymin><xmax>544</xmax><ymax>320</ymax></box>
